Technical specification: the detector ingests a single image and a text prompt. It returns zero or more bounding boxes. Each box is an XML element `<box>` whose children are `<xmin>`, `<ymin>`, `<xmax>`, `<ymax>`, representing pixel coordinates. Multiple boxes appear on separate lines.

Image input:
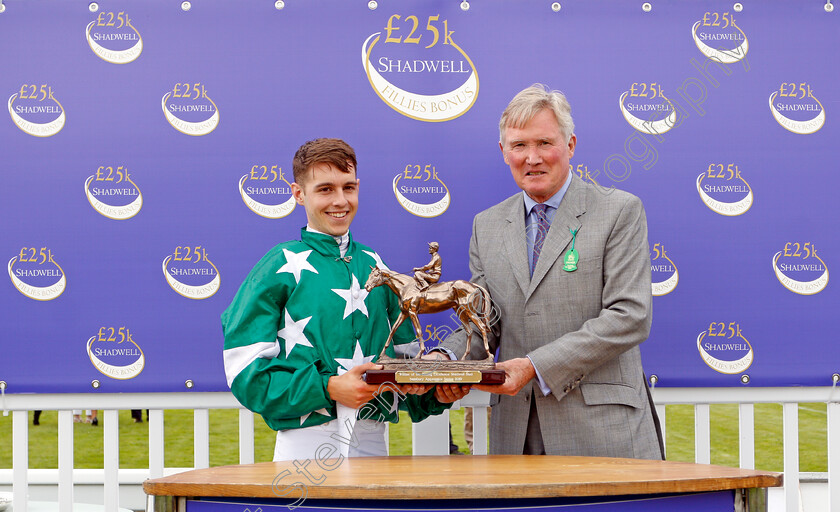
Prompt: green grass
<box><xmin>0</xmin><ymin>404</ymin><xmax>827</xmax><ymax>471</ymax></box>
<box><xmin>663</xmin><ymin>403</ymin><xmax>827</xmax><ymax>472</ymax></box>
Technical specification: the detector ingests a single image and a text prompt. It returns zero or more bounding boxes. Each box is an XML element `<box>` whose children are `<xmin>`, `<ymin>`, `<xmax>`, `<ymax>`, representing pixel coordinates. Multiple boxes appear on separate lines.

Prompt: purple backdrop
<box><xmin>1</xmin><ymin>0</ymin><xmax>836</xmax><ymax>393</ymax></box>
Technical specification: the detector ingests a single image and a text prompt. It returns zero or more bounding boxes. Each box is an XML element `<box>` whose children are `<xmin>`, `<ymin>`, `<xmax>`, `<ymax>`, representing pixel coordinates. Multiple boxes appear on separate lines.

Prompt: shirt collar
<box><xmin>302</xmin><ymin>226</ymin><xmax>352</xmax><ymax>257</ymax></box>
<box><xmin>523</xmin><ymin>172</ymin><xmax>572</xmax><ymax>215</ymax></box>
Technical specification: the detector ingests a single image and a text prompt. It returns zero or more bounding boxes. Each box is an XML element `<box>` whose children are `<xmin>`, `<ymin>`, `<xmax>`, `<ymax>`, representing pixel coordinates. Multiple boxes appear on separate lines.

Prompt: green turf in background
<box><xmin>0</xmin><ymin>404</ymin><xmax>827</xmax><ymax>471</ymax></box>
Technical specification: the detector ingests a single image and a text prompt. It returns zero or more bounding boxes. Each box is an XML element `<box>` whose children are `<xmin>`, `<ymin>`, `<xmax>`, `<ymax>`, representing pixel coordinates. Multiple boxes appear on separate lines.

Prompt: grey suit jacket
<box><xmin>445</xmin><ymin>174</ymin><xmax>663</xmax><ymax>459</ymax></box>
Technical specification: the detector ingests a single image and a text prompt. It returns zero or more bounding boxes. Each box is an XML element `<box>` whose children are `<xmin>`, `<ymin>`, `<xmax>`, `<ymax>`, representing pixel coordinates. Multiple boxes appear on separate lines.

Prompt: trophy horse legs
<box><xmin>378</xmin><ymin>310</ymin><xmax>407</xmax><ymax>360</ymax></box>
<box><xmin>462</xmin><ymin>322</ymin><xmax>474</xmax><ymax>360</ymax></box>
<box><xmin>478</xmin><ymin>321</ymin><xmax>493</xmax><ymax>361</ymax></box>
<box><xmin>408</xmin><ymin>310</ymin><xmax>425</xmax><ymax>357</ymax></box>
<box><xmin>455</xmin><ymin>303</ymin><xmax>474</xmax><ymax>360</ymax></box>
<box><xmin>459</xmin><ymin>291</ymin><xmax>494</xmax><ymax>362</ymax></box>
<box><xmin>475</xmin><ymin>287</ymin><xmax>494</xmax><ymax>361</ymax></box>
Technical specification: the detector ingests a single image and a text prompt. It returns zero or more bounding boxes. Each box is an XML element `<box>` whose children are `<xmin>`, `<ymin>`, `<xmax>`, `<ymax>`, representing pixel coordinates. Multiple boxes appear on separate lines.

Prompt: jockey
<box><xmin>413</xmin><ymin>242</ymin><xmax>441</xmax><ymax>291</ymax></box>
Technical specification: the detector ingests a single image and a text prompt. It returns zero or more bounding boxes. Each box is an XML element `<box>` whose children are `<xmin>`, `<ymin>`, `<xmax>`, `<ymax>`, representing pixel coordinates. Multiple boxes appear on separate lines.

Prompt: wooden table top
<box><xmin>143</xmin><ymin>455</ymin><xmax>782</xmax><ymax>500</ymax></box>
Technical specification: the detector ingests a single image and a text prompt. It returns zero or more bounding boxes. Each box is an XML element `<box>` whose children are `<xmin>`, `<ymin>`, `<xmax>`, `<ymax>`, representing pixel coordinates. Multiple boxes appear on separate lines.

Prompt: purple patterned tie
<box><xmin>531</xmin><ymin>203</ymin><xmax>550</xmax><ymax>275</ymax></box>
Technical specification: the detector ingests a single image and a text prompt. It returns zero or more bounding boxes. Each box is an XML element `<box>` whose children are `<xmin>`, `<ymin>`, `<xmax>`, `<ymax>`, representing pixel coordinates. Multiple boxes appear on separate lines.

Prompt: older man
<box><xmin>436</xmin><ymin>84</ymin><xmax>663</xmax><ymax>459</ymax></box>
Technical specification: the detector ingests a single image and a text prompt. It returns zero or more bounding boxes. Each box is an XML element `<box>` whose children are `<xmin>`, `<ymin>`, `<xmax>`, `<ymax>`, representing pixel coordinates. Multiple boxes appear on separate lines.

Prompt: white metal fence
<box><xmin>1</xmin><ymin>387</ymin><xmax>837</xmax><ymax>511</ymax></box>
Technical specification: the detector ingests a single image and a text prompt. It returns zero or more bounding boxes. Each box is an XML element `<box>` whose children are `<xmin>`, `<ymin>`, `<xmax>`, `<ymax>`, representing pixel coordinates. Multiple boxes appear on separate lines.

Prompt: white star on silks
<box><xmin>277</xmin><ymin>310</ymin><xmax>313</xmax><ymax>357</ymax></box>
<box><xmin>299</xmin><ymin>408</ymin><xmax>330</xmax><ymax>426</ymax></box>
<box><xmin>334</xmin><ymin>341</ymin><xmax>375</xmax><ymax>375</ymax></box>
<box><xmin>331</xmin><ymin>274</ymin><xmax>370</xmax><ymax>319</ymax></box>
<box><xmin>363</xmin><ymin>250</ymin><xmax>390</xmax><ymax>270</ymax></box>
<box><xmin>276</xmin><ymin>249</ymin><xmax>318</xmax><ymax>283</ymax></box>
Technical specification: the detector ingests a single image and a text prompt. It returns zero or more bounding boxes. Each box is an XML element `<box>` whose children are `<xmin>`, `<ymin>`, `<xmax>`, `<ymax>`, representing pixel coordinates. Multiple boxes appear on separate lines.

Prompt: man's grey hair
<box><xmin>499</xmin><ymin>83</ymin><xmax>575</xmax><ymax>145</ymax></box>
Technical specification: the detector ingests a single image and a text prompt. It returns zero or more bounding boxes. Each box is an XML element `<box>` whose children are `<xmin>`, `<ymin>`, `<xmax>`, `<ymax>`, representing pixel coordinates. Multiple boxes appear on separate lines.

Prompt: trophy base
<box><xmin>364</xmin><ymin>357</ymin><xmax>505</xmax><ymax>385</ymax></box>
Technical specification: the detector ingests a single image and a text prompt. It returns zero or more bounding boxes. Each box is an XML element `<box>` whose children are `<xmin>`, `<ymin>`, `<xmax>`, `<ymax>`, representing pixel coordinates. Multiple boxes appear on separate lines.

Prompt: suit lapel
<box><xmin>527</xmin><ymin>176</ymin><xmax>586</xmax><ymax>300</ymax></box>
<box><xmin>501</xmin><ymin>196</ymin><xmax>531</xmax><ymax>297</ymax></box>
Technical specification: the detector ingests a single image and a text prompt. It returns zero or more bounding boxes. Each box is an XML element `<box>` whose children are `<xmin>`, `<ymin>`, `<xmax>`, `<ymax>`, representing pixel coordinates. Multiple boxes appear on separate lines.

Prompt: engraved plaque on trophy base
<box><xmin>363</xmin><ymin>358</ymin><xmax>505</xmax><ymax>385</ymax></box>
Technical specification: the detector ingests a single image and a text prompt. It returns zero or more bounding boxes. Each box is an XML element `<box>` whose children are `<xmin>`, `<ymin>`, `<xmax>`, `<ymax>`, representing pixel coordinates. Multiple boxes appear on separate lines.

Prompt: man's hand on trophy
<box><xmin>327</xmin><ymin>362</ymin><xmax>384</xmax><ymax>408</ymax></box>
<box><xmin>475</xmin><ymin>358</ymin><xmax>535</xmax><ymax>395</ymax></box>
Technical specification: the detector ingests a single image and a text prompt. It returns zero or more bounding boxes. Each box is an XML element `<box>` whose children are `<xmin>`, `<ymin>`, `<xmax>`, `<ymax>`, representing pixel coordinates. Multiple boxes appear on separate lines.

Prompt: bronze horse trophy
<box><xmin>364</xmin><ymin>266</ymin><xmax>495</xmax><ymax>363</ymax></box>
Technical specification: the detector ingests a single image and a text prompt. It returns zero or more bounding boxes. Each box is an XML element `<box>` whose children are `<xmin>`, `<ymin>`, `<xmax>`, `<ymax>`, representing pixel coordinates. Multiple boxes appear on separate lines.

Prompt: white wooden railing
<box><xmin>1</xmin><ymin>386</ymin><xmax>837</xmax><ymax>511</ymax></box>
